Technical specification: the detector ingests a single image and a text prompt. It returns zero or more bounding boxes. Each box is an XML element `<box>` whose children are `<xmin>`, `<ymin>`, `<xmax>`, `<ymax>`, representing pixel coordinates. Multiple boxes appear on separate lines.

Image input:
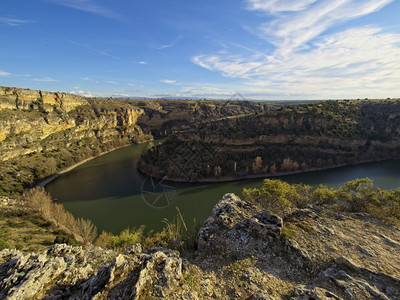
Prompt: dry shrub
<box><xmin>21</xmin><ymin>187</ymin><xmax>98</xmax><ymax>245</ymax></box>
<box><xmin>75</xmin><ymin>217</ymin><xmax>98</xmax><ymax>245</ymax></box>
<box><xmin>94</xmin><ymin>231</ymin><xmax>113</xmax><ymax>248</ymax></box>
<box><xmin>21</xmin><ymin>187</ymin><xmax>52</xmax><ymax>219</ymax></box>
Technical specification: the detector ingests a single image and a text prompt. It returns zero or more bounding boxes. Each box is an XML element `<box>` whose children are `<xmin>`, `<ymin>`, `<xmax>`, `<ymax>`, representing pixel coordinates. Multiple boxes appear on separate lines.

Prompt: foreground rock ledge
<box><xmin>1</xmin><ymin>193</ymin><xmax>400</xmax><ymax>299</ymax></box>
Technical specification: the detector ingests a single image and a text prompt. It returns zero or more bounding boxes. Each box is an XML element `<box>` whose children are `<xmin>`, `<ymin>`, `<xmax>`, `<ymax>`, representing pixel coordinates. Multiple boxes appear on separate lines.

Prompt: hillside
<box><xmin>138</xmin><ymin>99</ymin><xmax>400</xmax><ymax>182</ymax></box>
<box><xmin>0</xmin><ymin>86</ymin><xmax>272</xmax><ymax>195</ymax></box>
<box><xmin>1</xmin><ymin>190</ymin><xmax>400</xmax><ymax>299</ymax></box>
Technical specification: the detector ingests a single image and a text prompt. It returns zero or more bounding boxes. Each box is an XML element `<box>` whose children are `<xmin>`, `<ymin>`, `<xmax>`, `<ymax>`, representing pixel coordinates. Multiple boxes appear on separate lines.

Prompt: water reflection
<box><xmin>46</xmin><ymin>143</ymin><xmax>400</xmax><ymax>234</ymax></box>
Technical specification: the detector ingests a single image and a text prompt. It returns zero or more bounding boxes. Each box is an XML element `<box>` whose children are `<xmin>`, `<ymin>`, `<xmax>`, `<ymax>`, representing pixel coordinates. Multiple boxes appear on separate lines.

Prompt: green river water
<box><xmin>46</xmin><ymin>142</ymin><xmax>400</xmax><ymax>234</ymax></box>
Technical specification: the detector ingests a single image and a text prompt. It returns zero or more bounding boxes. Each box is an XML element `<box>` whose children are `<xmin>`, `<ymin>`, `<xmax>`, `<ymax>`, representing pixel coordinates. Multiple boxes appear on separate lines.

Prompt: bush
<box><xmin>108</xmin><ymin>226</ymin><xmax>145</xmax><ymax>250</ymax></box>
<box><xmin>75</xmin><ymin>218</ymin><xmax>98</xmax><ymax>245</ymax></box>
<box><xmin>143</xmin><ymin>229</ymin><xmax>169</xmax><ymax>249</ymax></box>
<box><xmin>0</xmin><ymin>239</ymin><xmax>11</xmax><ymax>250</ymax></box>
<box><xmin>244</xmin><ymin>178</ymin><xmax>400</xmax><ymax>223</ymax></box>
<box><xmin>21</xmin><ymin>187</ymin><xmax>98</xmax><ymax>246</ymax></box>
<box><xmin>94</xmin><ymin>231</ymin><xmax>113</xmax><ymax>248</ymax></box>
<box><xmin>54</xmin><ymin>234</ymin><xmax>79</xmax><ymax>246</ymax></box>
<box><xmin>312</xmin><ymin>185</ymin><xmax>339</xmax><ymax>205</ymax></box>
<box><xmin>243</xmin><ymin>179</ymin><xmax>311</xmax><ymax>215</ymax></box>
<box><xmin>21</xmin><ymin>187</ymin><xmax>52</xmax><ymax>219</ymax></box>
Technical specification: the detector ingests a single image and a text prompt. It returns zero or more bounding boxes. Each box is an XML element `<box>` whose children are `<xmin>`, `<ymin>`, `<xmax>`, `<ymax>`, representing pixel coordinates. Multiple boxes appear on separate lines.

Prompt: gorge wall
<box><xmin>0</xmin><ymin>87</ymin><xmax>151</xmax><ymax>194</ymax></box>
<box><xmin>139</xmin><ymin>99</ymin><xmax>400</xmax><ymax>181</ymax></box>
<box><xmin>0</xmin><ymin>86</ymin><xmax>269</xmax><ymax>195</ymax></box>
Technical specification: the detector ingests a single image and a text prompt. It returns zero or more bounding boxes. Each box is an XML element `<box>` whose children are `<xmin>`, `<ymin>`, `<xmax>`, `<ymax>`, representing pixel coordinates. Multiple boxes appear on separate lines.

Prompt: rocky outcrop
<box><xmin>196</xmin><ymin>194</ymin><xmax>400</xmax><ymax>299</ymax></box>
<box><xmin>0</xmin><ymin>86</ymin><xmax>146</xmax><ymax>160</ymax></box>
<box><xmin>0</xmin><ymin>86</ymin><xmax>87</xmax><ymax>113</ymax></box>
<box><xmin>0</xmin><ymin>244</ymin><xmax>184</xmax><ymax>300</ymax></box>
<box><xmin>198</xmin><ymin>193</ymin><xmax>284</xmax><ymax>252</ymax></box>
<box><xmin>1</xmin><ymin>193</ymin><xmax>400</xmax><ymax>299</ymax></box>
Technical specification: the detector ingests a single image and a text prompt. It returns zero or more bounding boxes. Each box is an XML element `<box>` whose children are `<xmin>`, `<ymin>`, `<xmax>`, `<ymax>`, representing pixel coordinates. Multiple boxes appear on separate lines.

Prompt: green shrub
<box><xmin>243</xmin><ymin>179</ymin><xmax>311</xmax><ymax>215</ymax></box>
<box><xmin>54</xmin><ymin>234</ymin><xmax>79</xmax><ymax>246</ymax></box>
<box><xmin>244</xmin><ymin>178</ymin><xmax>400</xmax><ymax>223</ymax></box>
<box><xmin>0</xmin><ymin>239</ymin><xmax>11</xmax><ymax>250</ymax></box>
<box><xmin>108</xmin><ymin>226</ymin><xmax>145</xmax><ymax>250</ymax></box>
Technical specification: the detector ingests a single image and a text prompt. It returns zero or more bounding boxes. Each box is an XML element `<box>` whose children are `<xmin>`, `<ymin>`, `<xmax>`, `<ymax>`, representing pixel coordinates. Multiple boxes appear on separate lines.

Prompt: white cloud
<box><xmin>113</xmin><ymin>93</ymin><xmax>130</xmax><ymax>97</ymax></box>
<box><xmin>194</xmin><ymin>27</ymin><xmax>400</xmax><ymax>98</ymax></box>
<box><xmin>46</xmin><ymin>0</ymin><xmax>120</xmax><ymax>19</ymax></box>
<box><xmin>0</xmin><ymin>69</ymin><xmax>11</xmax><ymax>76</ymax></box>
<box><xmin>0</xmin><ymin>17</ymin><xmax>32</xmax><ymax>26</ymax></box>
<box><xmin>138</xmin><ymin>61</ymin><xmax>147</xmax><ymax>65</ymax></box>
<box><xmin>70</xmin><ymin>90</ymin><xmax>94</xmax><ymax>97</ymax></box>
<box><xmin>155</xmin><ymin>35</ymin><xmax>183</xmax><ymax>50</ymax></box>
<box><xmin>160</xmin><ymin>79</ymin><xmax>177</xmax><ymax>84</ymax></box>
<box><xmin>33</xmin><ymin>77</ymin><xmax>58</xmax><ymax>82</ymax></box>
<box><xmin>192</xmin><ymin>0</ymin><xmax>398</xmax><ymax>99</ymax></box>
<box><xmin>246</xmin><ymin>0</ymin><xmax>317</xmax><ymax>13</ymax></box>
<box><xmin>254</xmin><ymin>0</ymin><xmax>394</xmax><ymax>54</ymax></box>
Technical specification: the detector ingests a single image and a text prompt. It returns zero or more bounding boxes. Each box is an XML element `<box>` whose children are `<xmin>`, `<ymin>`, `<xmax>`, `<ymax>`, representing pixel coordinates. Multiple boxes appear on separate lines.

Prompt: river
<box><xmin>46</xmin><ymin>142</ymin><xmax>400</xmax><ymax>234</ymax></box>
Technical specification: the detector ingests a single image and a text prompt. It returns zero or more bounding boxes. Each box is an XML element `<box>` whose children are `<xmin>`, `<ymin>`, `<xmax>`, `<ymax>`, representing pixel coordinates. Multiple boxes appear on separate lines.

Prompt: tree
<box><xmin>281</xmin><ymin>157</ymin><xmax>293</xmax><ymax>171</ymax></box>
<box><xmin>21</xmin><ymin>187</ymin><xmax>52</xmax><ymax>220</ymax></box>
<box><xmin>75</xmin><ymin>218</ymin><xmax>98</xmax><ymax>245</ymax></box>
<box><xmin>214</xmin><ymin>166</ymin><xmax>222</xmax><ymax>178</ymax></box>
<box><xmin>252</xmin><ymin>156</ymin><xmax>263</xmax><ymax>174</ymax></box>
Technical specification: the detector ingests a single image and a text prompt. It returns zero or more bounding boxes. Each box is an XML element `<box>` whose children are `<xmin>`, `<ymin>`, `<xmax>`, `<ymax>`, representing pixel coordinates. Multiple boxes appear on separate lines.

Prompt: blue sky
<box><xmin>1</xmin><ymin>0</ymin><xmax>399</xmax><ymax>100</ymax></box>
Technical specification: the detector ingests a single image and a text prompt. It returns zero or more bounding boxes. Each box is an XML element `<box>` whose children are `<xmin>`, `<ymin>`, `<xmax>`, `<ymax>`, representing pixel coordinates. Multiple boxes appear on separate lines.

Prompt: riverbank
<box><xmin>139</xmin><ymin>157</ymin><xmax>397</xmax><ymax>184</ymax></box>
<box><xmin>36</xmin><ymin>142</ymin><xmax>151</xmax><ymax>187</ymax></box>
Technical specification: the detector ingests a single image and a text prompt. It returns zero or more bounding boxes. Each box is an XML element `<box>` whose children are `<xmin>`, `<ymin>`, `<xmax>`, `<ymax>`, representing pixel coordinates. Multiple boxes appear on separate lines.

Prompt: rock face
<box><xmin>0</xmin><ymin>86</ymin><xmax>87</xmax><ymax>113</ymax></box>
<box><xmin>196</xmin><ymin>194</ymin><xmax>400</xmax><ymax>300</ymax></box>
<box><xmin>0</xmin><ymin>244</ymin><xmax>184</xmax><ymax>300</ymax></box>
<box><xmin>0</xmin><ymin>86</ymin><xmax>152</xmax><ymax>194</ymax></box>
<box><xmin>198</xmin><ymin>193</ymin><xmax>283</xmax><ymax>252</ymax></box>
<box><xmin>0</xmin><ymin>87</ymin><xmax>146</xmax><ymax>161</ymax></box>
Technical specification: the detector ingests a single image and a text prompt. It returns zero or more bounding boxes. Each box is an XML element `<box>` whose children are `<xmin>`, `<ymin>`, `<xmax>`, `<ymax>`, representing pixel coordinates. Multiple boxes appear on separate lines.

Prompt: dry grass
<box><xmin>0</xmin><ymin>210</ymin><xmax>59</xmax><ymax>252</ymax></box>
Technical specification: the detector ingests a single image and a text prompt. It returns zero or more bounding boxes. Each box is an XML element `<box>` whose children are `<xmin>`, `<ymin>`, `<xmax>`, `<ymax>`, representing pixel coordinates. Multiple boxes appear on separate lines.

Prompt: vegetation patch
<box><xmin>244</xmin><ymin>178</ymin><xmax>400</xmax><ymax>224</ymax></box>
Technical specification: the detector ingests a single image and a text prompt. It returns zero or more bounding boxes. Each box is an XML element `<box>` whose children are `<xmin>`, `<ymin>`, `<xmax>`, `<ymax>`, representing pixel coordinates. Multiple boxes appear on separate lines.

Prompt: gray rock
<box><xmin>124</xmin><ymin>243</ymin><xmax>142</xmax><ymax>256</ymax></box>
<box><xmin>0</xmin><ymin>251</ymin><xmax>68</xmax><ymax>300</ymax></box>
<box><xmin>316</xmin><ymin>256</ymin><xmax>400</xmax><ymax>300</ymax></box>
<box><xmin>198</xmin><ymin>193</ymin><xmax>283</xmax><ymax>252</ymax></box>
<box><xmin>290</xmin><ymin>286</ymin><xmax>342</xmax><ymax>300</ymax></box>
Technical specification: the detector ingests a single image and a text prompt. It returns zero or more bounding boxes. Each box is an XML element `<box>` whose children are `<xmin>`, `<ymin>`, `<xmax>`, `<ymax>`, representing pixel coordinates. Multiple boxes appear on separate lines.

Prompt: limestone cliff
<box><xmin>0</xmin><ymin>86</ymin><xmax>151</xmax><ymax>194</ymax></box>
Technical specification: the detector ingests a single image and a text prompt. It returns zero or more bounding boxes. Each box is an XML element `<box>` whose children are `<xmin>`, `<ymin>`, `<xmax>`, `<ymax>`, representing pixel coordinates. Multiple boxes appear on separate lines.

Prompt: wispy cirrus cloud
<box><xmin>192</xmin><ymin>0</ymin><xmax>399</xmax><ymax>99</ymax></box>
<box><xmin>251</xmin><ymin>0</ymin><xmax>394</xmax><ymax>54</ymax></box>
<box><xmin>155</xmin><ymin>35</ymin><xmax>183</xmax><ymax>50</ymax></box>
<box><xmin>246</xmin><ymin>0</ymin><xmax>317</xmax><ymax>13</ymax></box>
<box><xmin>46</xmin><ymin>0</ymin><xmax>120</xmax><ymax>19</ymax></box>
<box><xmin>160</xmin><ymin>79</ymin><xmax>177</xmax><ymax>84</ymax></box>
<box><xmin>0</xmin><ymin>16</ymin><xmax>33</xmax><ymax>26</ymax></box>
<box><xmin>0</xmin><ymin>69</ymin><xmax>11</xmax><ymax>76</ymax></box>
<box><xmin>33</xmin><ymin>77</ymin><xmax>58</xmax><ymax>82</ymax></box>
